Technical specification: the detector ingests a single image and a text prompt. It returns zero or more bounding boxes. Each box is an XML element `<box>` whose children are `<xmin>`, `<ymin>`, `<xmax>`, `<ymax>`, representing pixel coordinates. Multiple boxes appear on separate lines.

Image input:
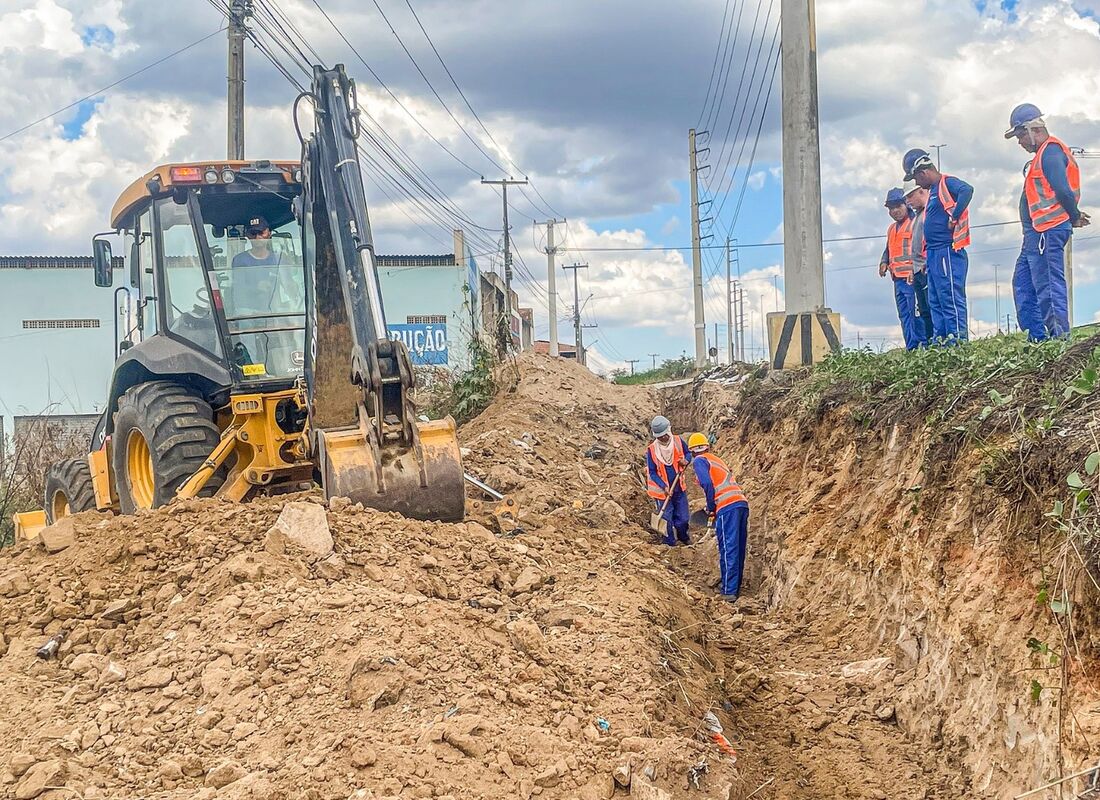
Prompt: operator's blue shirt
<box><xmin>1019</xmin><ymin>145</ymin><xmax>1079</xmax><ymax>232</ymax></box>
<box><xmin>925</xmin><ymin>175</ymin><xmax>974</xmax><ymax>249</ymax></box>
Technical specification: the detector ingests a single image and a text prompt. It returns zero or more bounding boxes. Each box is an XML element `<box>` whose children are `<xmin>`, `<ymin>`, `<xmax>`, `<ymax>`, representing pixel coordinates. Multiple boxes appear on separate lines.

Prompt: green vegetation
<box><xmin>419</xmin><ymin>336</ymin><xmax>500</xmax><ymax>423</ymax></box>
<box><xmin>798</xmin><ymin>332</ymin><xmax>1092</xmax><ymax>416</ymax></box>
<box><xmin>613</xmin><ymin>356</ymin><xmax>696</xmax><ymax>385</ymax></box>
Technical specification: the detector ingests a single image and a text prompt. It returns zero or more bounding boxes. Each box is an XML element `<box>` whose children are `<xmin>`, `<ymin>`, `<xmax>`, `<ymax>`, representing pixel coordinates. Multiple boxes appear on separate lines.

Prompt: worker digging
<box><xmin>686</xmin><ymin>433</ymin><xmax>750</xmax><ymax>601</ymax></box>
<box><xmin>644</xmin><ymin>415</ymin><xmax>692</xmax><ymax>546</ymax></box>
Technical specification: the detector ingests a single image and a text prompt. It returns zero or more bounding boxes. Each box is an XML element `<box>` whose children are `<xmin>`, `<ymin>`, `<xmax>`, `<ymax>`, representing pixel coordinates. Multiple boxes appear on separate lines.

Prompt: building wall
<box><xmin>377</xmin><ymin>264</ymin><xmax>478</xmax><ymax>371</ymax></box>
<box><xmin>0</xmin><ymin>265</ymin><xmax>117</xmax><ymax>424</ymax></box>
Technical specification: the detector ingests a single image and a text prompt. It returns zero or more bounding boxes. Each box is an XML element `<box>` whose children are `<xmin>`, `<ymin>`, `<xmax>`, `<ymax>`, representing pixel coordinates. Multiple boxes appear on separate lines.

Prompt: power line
<box><xmin>557</xmin><ymin>220</ymin><xmax>1028</xmax><ymax>252</ymax></box>
<box><xmin>0</xmin><ymin>26</ymin><xmax>226</xmax><ymax>143</ymax></box>
<box><xmin>401</xmin><ymin>0</ymin><xmax>562</xmax><ymax>219</ymax></box>
<box><xmin>695</xmin><ymin>0</ymin><xmax>735</xmax><ymax>128</ymax></box>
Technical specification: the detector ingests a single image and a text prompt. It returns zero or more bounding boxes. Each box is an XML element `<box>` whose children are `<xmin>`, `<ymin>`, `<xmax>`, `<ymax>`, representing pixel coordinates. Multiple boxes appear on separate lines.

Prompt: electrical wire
<box><xmin>401</xmin><ymin>0</ymin><xmax>562</xmax><ymax>220</ymax></box>
<box><xmin>0</xmin><ymin>26</ymin><xmax>226</xmax><ymax>142</ymax></box>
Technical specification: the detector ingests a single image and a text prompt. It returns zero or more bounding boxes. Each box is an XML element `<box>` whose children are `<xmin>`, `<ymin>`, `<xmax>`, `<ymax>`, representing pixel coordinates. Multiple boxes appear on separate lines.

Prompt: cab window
<box><xmin>156</xmin><ymin>197</ymin><xmax>223</xmax><ymax>357</ymax></box>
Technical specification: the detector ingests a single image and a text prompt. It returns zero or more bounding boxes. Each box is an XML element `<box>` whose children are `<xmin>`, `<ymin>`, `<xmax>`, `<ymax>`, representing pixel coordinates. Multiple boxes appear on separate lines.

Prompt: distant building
<box><xmin>0</xmin><ymin>256</ymin><xmax>121</xmax><ymax>426</ymax></box>
<box><xmin>0</xmin><ymin>232</ymin><xmax>499</xmax><ymax>425</ymax></box>
<box><xmin>532</xmin><ymin>340</ymin><xmax>577</xmax><ymax>359</ymax></box>
<box><xmin>376</xmin><ymin>230</ymin><xmax>484</xmax><ymax>370</ymax></box>
<box><xmin>13</xmin><ymin>413</ymin><xmax>99</xmax><ymax>443</ymax></box>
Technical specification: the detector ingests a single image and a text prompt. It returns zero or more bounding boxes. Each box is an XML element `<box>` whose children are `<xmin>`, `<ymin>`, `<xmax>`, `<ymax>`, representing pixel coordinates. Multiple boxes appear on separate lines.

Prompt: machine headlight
<box><xmin>221</xmin><ymin>169</ymin><xmax>236</xmax><ymax>184</ymax></box>
<box><xmin>203</xmin><ymin>168</ymin><xmax>219</xmax><ymax>184</ymax></box>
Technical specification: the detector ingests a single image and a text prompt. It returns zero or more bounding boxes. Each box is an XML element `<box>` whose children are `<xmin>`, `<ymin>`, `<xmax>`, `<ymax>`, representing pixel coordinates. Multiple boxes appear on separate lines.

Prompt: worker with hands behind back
<box><xmin>879</xmin><ymin>187</ymin><xmax>927</xmax><ymax>350</ymax></box>
<box><xmin>1005</xmin><ymin>103</ymin><xmax>1088</xmax><ymax>339</ymax></box>
<box><xmin>645</xmin><ymin>416</ymin><xmax>692</xmax><ymax>546</ymax></box>
<box><xmin>902</xmin><ymin>149</ymin><xmax>973</xmax><ymax>344</ymax></box>
<box><xmin>688</xmin><ymin>433</ymin><xmax>749</xmax><ymax>599</ymax></box>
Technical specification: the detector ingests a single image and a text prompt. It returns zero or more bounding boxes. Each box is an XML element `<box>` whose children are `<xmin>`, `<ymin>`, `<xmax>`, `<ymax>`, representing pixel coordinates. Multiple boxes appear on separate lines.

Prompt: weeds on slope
<box><xmin>799</xmin><ymin>333</ymin><xmax>1082</xmax><ymax>420</ymax></box>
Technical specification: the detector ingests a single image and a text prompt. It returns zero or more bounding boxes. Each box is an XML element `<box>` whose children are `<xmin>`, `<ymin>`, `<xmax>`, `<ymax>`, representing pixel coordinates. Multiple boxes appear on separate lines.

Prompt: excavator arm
<box><xmin>299</xmin><ymin>64</ymin><xmax>464</xmax><ymax>521</ymax></box>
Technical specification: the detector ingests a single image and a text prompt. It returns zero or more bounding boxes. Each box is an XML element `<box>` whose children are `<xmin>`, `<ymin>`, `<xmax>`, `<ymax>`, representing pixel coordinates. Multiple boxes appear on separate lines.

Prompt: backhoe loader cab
<box><xmin>16</xmin><ymin>65</ymin><xmax>467</xmax><ymax>542</ymax></box>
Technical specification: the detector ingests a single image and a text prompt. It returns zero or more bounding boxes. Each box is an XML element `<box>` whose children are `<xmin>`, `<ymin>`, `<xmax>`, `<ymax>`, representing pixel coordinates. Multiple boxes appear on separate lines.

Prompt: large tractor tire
<box><xmin>111</xmin><ymin>381</ymin><xmax>222</xmax><ymax>514</ymax></box>
<box><xmin>44</xmin><ymin>458</ymin><xmax>97</xmax><ymax>524</ymax></box>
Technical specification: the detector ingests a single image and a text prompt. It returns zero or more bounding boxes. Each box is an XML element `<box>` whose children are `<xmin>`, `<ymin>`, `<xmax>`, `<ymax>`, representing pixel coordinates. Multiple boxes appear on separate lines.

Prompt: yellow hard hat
<box><xmin>687</xmin><ymin>433</ymin><xmax>709</xmax><ymax>450</ymax></box>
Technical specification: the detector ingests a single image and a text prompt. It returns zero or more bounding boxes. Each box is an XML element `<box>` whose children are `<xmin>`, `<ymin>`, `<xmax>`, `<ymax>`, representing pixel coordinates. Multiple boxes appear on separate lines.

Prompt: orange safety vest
<box><xmin>886</xmin><ymin>216</ymin><xmax>914</xmax><ymax>279</ymax></box>
<box><xmin>938</xmin><ymin>174</ymin><xmax>971</xmax><ymax>251</ymax></box>
<box><xmin>693</xmin><ymin>452</ymin><xmax>747</xmax><ymax>512</ymax></box>
<box><xmin>646</xmin><ymin>436</ymin><xmax>686</xmax><ymax>500</ymax></box>
<box><xmin>1025</xmin><ymin>136</ymin><xmax>1081</xmax><ymax>233</ymax></box>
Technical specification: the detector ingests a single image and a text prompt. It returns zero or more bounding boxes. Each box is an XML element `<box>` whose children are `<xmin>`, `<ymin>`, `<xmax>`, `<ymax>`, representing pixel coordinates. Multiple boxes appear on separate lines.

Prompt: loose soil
<box><xmin>0</xmin><ymin>354</ymin><xmax>1055</xmax><ymax>800</ymax></box>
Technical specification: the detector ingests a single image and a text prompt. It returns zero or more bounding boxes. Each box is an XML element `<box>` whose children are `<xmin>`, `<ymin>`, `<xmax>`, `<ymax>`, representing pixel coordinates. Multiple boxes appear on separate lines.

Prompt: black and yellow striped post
<box><xmin>766</xmin><ymin>310</ymin><xmax>841</xmax><ymax>369</ymax></box>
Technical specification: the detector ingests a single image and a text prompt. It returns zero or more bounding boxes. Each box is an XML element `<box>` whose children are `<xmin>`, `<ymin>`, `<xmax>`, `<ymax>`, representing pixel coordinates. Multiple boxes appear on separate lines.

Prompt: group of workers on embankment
<box><xmin>880</xmin><ymin>103</ymin><xmax>1089</xmax><ymax>349</ymax></box>
<box><xmin>644</xmin><ymin>416</ymin><xmax>750</xmax><ymax>602</ymax></box>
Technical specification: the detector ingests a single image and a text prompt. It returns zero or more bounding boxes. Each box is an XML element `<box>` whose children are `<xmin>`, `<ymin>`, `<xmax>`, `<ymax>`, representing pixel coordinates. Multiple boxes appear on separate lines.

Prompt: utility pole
<box><xmin>537</xmin><ymin>218</ymin><xmax>566</xmax><ymax>356</ymax></box>
<box><xmin>993</xmin><ymin>263</ymin><xmax>1001</xmax><ymax>332</ymax></box>
<box><xmin>689</xmin><ymin>129</ymin><xmax>708</xmax><ymax>367</ymax></box>
<box><xmin>929</xmin><ymin>143</ymin><xmax>947</xmax><ymax>170</ymax></box>
<box><xmin>1068</xmin><ymin>237</ymin><xmax>1075</xmax><ymax>328</ymax></box>
<box><xmin>227</xmin><ymin>0</ymin><xmax>252</xmax><ymax>160</ymax></box>
<box><xmin>725</xmin><ymin>238</ymin><xmax>734</xmax><ymax>365</ymax></box>
<box><xmin>737</xmin><ymin>285</ymin><xmax>746</xmax><ymax>361</ymax></box>
<box><xmin>563</xmin><ymin>263</ymin><xmax>589</xmax><ymax>366</ymax></box>
<box><xmin>626</xmin><ymin>359</ymin><xmax>640</xmax><ymax>375</ymax></box>
<box><xmin>648</xmin><ymin>353</ymin><xmax>660</xmax><ymax>370</ymax></box>
<box><xmin>482</xmin><ymin>178</ymin><xmax>529</xmax><ymax>338</ymax></box>
<box><xmin>778</xmin><ymin>0</ymin><xmax>836</xmax><ymax>366</ymax></box>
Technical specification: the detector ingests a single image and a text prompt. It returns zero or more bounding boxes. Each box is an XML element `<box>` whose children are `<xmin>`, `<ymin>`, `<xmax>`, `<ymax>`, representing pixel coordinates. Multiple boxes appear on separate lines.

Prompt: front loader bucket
<box><xmin>13</xmin><ymin>510</ymin><xmax>47</xmax><ymax>541</ymax></box>
<box><xmin>318</xmin><ymin>417</ymin><xmax>466</xmax><ymax>522</ymax></box>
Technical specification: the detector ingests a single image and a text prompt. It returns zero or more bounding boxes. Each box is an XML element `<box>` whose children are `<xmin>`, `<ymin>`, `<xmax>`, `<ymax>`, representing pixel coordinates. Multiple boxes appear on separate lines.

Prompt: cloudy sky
<box><xmin>2</xmin><ymin>0</ymin><xmax>1100</xmax><ymax>375</ymax></box>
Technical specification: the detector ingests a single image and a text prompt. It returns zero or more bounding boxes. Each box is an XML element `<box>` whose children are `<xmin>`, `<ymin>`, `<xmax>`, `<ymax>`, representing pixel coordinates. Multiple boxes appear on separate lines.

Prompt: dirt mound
<box><xmin>0</xmin><ymin>355</ymin><xmax>752</xmax><ymax>800</ymax></box>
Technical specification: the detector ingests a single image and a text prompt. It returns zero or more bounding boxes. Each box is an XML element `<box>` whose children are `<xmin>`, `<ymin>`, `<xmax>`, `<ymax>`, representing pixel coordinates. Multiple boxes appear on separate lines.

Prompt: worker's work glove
<box><xmin>906</xmin><ymin>274</ymin><xmax>914</xmax><ymax>286</ymax></box>
<box><xmin>1075</xmin><ymin>211</ymin><xmax>1092</xmax><ymax>228</ymax></box>
<box><xmin>878</xmin><ymin>263</ymin><xmax>888</xmax><ymax>278</ymax></box>
<box><xmin>707</xmin><ymin>512</ymin><xmax>716</xmax><ymax>529</ymax></box>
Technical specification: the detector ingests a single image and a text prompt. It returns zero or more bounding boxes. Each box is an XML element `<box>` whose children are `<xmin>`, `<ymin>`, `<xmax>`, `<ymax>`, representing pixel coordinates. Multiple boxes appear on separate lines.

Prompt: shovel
<box><xmin>648</xmin><ymin>467</ymin><xmax>685</xmax><ymax>534</ymax></box>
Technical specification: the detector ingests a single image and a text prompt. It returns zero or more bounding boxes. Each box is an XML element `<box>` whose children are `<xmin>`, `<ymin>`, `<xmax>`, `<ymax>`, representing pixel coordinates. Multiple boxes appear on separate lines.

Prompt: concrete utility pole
<box><xmin>781</xmin><ymin>0</ymin><xmax>825</xmax><ymax>315</ymax></box>
<box><xmin>689</xmin><ymin>129</ymin><xmax>707</xmax><ymax>367</ymax></box>
<box><xmin>774</xmin><ymin>0</ymin><xmax>840</xmax><ymax>368</ymax></box>
<box><xmin>625</xmin><ymin>359</ymin><xmax>640</xmax><ymax>375</ymax></box>
<box><xmin>227</xmin><ymin>0</ymin><xmax>252</xmax><ymax>160</ymax></box>
<box><xmin>482</xmin><ymin>178</ymin><xmax>529</xmax><ymax>333</ymax></box>
<box><xmin>725</xmin><ymin>238</ymin><xmax>734</xmax><ymax>365</ymax></box>
<box><xmin>563</xmin><ymin>263</ymin><xmax>589</xmax><ymax>366</ymax></box>
<box><xmin>648</xmin><ymin>353</ymin><xmax>660</xmax><ymax>369</ymax></box>
<box><xmin>993</xmin><ymin>263</ymin><xmax>1001</xmax><ymax>332</ymax></box>
<box><xmin>538</xmin><ymin>218</ymin><xmax>566</xmax><ymax>356</ymax></box>
<box><xmin>1068</xmin><ymin>237</ymin><xmax>1075</xmax><ymax>328</ymax></box>
<box><xmin>737</xmin><ymin>285</ymin><xmax>746</xmax><ymax>361</ymax></box>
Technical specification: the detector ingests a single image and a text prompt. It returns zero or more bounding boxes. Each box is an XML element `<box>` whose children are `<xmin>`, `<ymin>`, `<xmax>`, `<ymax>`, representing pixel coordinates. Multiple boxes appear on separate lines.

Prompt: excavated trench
<box><xmin>659</xmin><ymin>376</ymin><xmax>1099</xmax><ymax>799</ymax></box>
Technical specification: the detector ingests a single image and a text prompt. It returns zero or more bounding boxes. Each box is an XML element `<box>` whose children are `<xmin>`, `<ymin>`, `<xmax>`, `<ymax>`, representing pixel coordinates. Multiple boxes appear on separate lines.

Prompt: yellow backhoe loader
<box><xmin>14</xmin><ymin>64</ymin><xmax>467</xmax><ymax>539</ymax></box>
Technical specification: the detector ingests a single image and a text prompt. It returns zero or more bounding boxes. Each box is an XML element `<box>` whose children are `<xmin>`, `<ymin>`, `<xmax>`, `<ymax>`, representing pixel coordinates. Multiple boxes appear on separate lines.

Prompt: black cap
<box><xmin>245</xmin><ymin>216</ymin><xmax>270</xmax><ymax>234</ymax></box>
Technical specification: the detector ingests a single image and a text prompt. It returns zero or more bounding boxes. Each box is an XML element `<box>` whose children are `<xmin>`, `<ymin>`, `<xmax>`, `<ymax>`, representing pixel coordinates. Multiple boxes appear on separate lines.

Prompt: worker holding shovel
<box><xmin>688</xmin><ymin>433</ymin><xmax>749</xmax><ymax>599</ymax></box>
<box><xmin>645</xmin><ymin>416</ymin><xmax>692</xmax><ymax>545</ymax></box>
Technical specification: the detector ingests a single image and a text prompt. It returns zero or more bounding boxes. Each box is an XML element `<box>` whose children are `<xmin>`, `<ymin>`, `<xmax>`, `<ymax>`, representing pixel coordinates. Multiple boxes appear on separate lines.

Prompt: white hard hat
<box><xmin>903</xmin><ymin>179</ymin><xmax>921</xmax><ymax>197</ymax></box>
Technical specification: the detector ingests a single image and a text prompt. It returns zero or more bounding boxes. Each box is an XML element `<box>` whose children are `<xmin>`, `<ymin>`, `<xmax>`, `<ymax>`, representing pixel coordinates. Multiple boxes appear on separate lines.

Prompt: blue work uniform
<box><xmin>692</xmin><ymin>453</ymin><xmax>749</xmax><ymax>597</ymax></box>
<box><xmin>645</xmin><ymin>437</ymin><xmax>691</xmax><ymax>545</ymax></box>
<box><xmin>1030</xmin><ymin>145</ymin><xmax>1080</xmax><ymax>338</ymax></box>
<box><xmin>1014</xmin><ymin>190</ymin><xmax>1046</xmax><ymax>341</ymax></box>
<box><xmin>880</xmin><ymin>212</ymin><xmax>927</xmax><ymax>351</ymax></box>
<box><xmin>925</xmin><ymin>175</ymin><xmax>974</xmax><ymax>344</ymax></box>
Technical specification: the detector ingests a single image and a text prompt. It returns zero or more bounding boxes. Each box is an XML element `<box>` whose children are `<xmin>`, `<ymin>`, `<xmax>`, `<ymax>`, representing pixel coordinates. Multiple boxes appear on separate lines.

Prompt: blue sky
<box><xmin>2</xmin><ymin>0</ymin><xmax>1100</xmax><ymax>377</ymax></box>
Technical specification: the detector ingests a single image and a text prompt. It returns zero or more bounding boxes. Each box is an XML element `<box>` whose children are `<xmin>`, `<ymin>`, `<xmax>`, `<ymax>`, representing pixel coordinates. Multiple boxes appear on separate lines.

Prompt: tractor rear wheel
<box><xmin>111</xmin><ymin>381</ymin><xmax>222</xmax><ymax>514</ymax></box>
<box><xmin>43</xmin><ymin>458</ymin><xmax>97</xmax><ymax>524</ymax></box>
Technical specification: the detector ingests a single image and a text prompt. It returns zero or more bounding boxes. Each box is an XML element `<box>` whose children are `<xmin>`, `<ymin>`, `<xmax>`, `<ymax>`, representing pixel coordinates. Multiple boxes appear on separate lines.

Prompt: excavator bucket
<box><xmin>13</xmin><ymin>510</ymin><xmax>47</xmax><ymax>541</ymax></box>
<box><xmin>318</xmin><ymin>417</ymin><xmax>466</xmax><ymax>522</ymax></box>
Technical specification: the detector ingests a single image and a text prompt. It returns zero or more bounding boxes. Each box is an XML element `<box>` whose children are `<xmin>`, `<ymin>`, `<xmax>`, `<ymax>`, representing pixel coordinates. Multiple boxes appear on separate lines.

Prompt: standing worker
<box><xmin>645</xmin><ymin>416</ymin><xmax>691</xmax><ymax>546</ymax></box>
<box><xmin>904</xmin><ymin>180</ymin><xmax>935</xmax><ymax>345</ymax></box>
<box><xmin>1004</xmin><ymin>103</ymin><xmax>1090</xmax><ymax>338</ymax></box>
<box><xmin>878</xmin><ymin>188</ymin><xmax>926</xmax><ymax>350</ymax></box>
<box><xmin>687</xmin><ymin>433</ymin><xmax>749</xmax><ymax>599</ymax></box>
<box><xmin>903</xmin><ymin>149</ymin><xmax>974</xmax><ymax>344</ymax></box>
